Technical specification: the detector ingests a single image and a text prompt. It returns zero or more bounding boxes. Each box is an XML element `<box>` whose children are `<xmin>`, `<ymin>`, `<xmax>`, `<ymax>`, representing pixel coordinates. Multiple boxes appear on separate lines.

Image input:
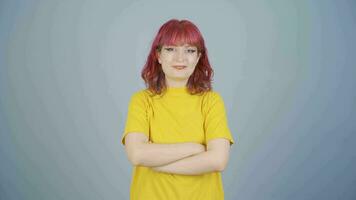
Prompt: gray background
<box><xmin>1</xmin><ymin>0</ymin><xmax>355</xmax><ymax>199</ymax></box>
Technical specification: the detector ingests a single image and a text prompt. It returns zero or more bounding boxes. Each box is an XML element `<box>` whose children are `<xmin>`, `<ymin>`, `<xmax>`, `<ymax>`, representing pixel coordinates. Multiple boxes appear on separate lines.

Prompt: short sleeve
<box><xmin>204</xmin><ymin>92</ymin><xmax>235</xmax><ymax>146</ymax></box>
<box><xmin>121</xmin><ymin>91</ymin><xmax>150</xmax><ymax>146</ymax></box>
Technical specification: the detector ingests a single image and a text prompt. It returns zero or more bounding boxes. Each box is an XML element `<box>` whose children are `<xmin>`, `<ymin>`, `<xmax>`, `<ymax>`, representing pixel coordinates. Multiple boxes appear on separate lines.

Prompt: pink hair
<box><xmin>141</xmin><ymin>19</ymin><xmax>214</xmax><ymax>95</ymax></box>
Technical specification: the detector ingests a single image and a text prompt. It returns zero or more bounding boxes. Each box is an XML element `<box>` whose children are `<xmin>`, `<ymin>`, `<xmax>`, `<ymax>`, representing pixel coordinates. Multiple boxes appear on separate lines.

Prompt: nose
<box><xmin>174</xmin><ymin>49</ymin><xmax>185</xmax><ymax>62</ymax></box>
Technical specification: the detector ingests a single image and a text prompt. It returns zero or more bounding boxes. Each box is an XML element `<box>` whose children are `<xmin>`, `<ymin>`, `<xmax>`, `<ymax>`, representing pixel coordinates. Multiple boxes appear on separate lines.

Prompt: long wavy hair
<box><xmin>141</xmin><ymin>19</ymin><xmax>214</xmax><ymax>96</ymax></box>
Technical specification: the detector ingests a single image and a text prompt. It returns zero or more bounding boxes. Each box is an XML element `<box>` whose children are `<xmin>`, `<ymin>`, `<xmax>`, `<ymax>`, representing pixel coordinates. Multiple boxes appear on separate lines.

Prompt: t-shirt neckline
<box><xmin>166</xmin><ymin>86</ymin><xmax>189</xmax><ymax>95</ymax></box>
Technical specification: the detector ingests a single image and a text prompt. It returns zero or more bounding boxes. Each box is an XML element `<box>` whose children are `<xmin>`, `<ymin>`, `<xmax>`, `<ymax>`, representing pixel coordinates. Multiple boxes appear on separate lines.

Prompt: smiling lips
<box><xmin>172</xmin><ymin>65</ymin><xmax>187</xmax><ymax>70</ymax></box>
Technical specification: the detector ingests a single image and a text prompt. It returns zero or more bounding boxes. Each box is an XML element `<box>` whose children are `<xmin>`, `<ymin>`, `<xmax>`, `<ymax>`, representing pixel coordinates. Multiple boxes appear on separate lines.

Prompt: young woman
<box><xmin>121</xmin><ymin>19</ymin><xmax>235</xmax><ymax>200</ymax></box>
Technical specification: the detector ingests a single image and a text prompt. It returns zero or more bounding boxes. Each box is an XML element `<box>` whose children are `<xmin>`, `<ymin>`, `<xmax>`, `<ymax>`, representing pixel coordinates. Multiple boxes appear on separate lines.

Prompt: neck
<box><xmin>165</xmin><ymin>77</ymin><xmax>188</xmax><ymax>88</ymax></box>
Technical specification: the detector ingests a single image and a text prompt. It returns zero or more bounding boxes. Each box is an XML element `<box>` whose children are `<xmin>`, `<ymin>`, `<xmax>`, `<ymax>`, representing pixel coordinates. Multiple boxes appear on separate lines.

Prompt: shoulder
<box><xmin>128</xmin><ymin>88</ymin><xmax>155</xmax><ymax>104</ymax></box>
<box><xmin>202</xmin><ymin>90</ymin><xmax>224</xmax><ymax>102</ymax></box>
<box><xmin>201</xmin><ymin>90</ymin><xmax>226</xmax><ymax>112</ymax></box>
<box><xmin>201</xmin><ymin>90</ymin><xmax>230</xmax><ymax>118</ymax></box>
<box><xmin>131</xmin><ymin>89</ymin><xmax>147</xmax><ymax>98</ymax></box>
<box><xmin>130</xmin><ymin>88</ymin><xmax>153</xmax><ymax>98</ymax></box>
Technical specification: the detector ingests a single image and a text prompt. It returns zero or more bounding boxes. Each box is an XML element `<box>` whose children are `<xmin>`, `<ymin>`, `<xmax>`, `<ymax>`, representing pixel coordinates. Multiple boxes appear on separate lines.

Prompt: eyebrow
<box><xmin>164</xmin><ymin>45</ymin><xmax>196</xmax><ymax>48</ymax></box>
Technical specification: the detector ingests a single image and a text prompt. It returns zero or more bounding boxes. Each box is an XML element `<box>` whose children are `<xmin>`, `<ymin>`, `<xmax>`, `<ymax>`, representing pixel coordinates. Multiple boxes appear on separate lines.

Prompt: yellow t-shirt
<box><xmin>121</xmin><ymin>86</ymin><xmax>235</xmax><ymax>200</ymax></box>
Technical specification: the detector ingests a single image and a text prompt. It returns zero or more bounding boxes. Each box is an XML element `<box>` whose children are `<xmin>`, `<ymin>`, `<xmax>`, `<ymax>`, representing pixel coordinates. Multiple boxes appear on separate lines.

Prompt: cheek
<box><xmin>186</xmin><ymin>66</ymin><xmax>196</xmax><ymax>74</ymax></box>
<box><xmin>162</xmin><ymin>55</ymin><xmax>173</xmax><ymax>62</ymax></box>
<box><xmin>188</xmin><ymin>58</ymin><xmax>199</xmax><ymax>67</ymax></box>
<box><xmin>161</xmin><ymin>65</ymin><xmax>170</xmax><ymax>73</ymax></box>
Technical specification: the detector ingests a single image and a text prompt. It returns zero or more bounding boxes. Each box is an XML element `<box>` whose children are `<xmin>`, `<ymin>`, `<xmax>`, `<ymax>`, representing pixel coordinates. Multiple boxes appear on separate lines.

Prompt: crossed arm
<box><xmin>123</xmin><ymin>132</ymin><xmax>231</xmax><ymax>175</ymax></box>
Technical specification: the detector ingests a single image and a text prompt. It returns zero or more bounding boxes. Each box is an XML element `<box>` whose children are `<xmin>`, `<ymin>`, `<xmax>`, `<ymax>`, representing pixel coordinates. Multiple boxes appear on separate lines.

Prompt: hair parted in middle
<box><xmin>141</xmin><ymin>19</ymin><xmax>214</xmax><ymax>96</ymax></box>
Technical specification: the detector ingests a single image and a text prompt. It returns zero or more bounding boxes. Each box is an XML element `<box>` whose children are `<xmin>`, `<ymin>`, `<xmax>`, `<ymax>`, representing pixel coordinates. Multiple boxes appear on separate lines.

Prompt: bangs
<box><xmin>142</xmin><ymin>19</ymin><xmax>212</xmax><ymax>95</ymax></box>
<box><xmin>159</xmin><ymin>23</ymin><xmax>202</xmax><ymax>49</ymax></box>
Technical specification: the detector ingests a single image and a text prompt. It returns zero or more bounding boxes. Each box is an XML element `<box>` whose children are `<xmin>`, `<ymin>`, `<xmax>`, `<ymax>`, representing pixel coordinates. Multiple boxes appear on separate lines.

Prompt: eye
<box><xmin>187</xmin><ymin>49</ymin><xmax>196</xmax><ymax>53</ymax></box>
<box><xmin>164</xmin><ymin>47</ymin><xmax>174</xmax><ymax>52</ymax></box>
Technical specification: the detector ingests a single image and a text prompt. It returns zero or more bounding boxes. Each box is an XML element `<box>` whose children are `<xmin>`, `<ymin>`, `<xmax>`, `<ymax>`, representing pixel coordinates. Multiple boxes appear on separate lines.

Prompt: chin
<box><xmin>167</xmin><ymin>75</ymin><xmax>189</xmax><ymax>80</ymax></box>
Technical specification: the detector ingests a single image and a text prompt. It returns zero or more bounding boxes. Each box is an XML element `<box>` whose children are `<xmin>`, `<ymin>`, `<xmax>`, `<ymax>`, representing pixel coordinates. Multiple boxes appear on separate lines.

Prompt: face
<box><xmin>157</xmin><ymin>44</ymin><xmax>201</xmax><ymax>87</ymax></box>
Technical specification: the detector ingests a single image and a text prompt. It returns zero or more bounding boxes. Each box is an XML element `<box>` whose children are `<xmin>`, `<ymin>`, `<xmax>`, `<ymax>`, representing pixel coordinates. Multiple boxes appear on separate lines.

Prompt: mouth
<box><xmin>172</xmin><ymin>65</ymin><xmax>187</xmax><ymax>70</ymax></box>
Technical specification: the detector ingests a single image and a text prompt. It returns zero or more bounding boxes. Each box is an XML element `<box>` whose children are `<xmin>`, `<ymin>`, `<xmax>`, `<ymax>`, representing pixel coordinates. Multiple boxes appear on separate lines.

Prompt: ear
<box><xmin>196</xmin><ymin>52</ymin><xmax>201</xmax><ymax>63</ymax></box>
<box><xmin>156</xmin><ymin>51</ymin><xmax>162</xmax><ymax>64</ymax></box>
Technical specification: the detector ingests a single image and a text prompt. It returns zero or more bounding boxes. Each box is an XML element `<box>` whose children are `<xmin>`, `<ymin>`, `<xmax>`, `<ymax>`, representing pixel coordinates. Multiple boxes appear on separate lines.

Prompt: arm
<box><xmin>151</xmin><ymin>138</ymin><xmax>231</xmax><ymax>175</ymax></box>
<box><xmin>124</xmin><ymin>132</ymin><xmax>206</xmax><ymax>167</ymax></box>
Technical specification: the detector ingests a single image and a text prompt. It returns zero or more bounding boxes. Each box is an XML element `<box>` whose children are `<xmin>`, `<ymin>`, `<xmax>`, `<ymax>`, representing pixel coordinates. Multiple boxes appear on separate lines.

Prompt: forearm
<box><xmin>135</xmin><ymin>142</ymin><xmax>205</xmax><ymax>167</ymax></box>
<box><xmin>151</xmin><ymin>150</ymin><xmax>221</xmax><ymax>176</ymax></box>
